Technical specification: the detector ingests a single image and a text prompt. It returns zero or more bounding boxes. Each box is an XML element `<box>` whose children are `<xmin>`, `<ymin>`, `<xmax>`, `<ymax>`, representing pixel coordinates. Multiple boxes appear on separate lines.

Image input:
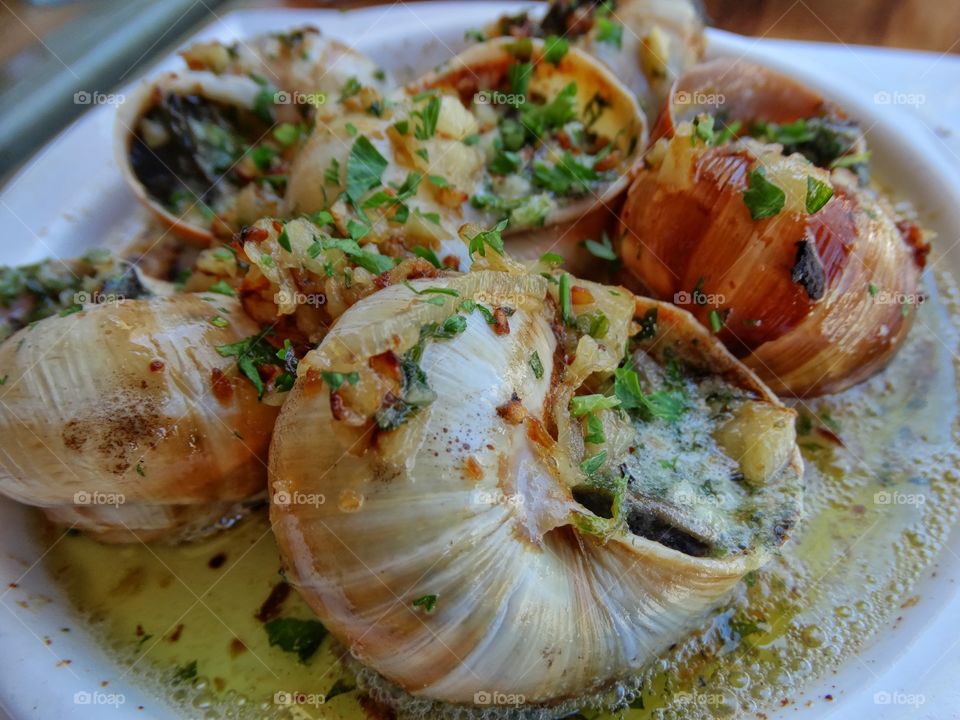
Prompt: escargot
<box><xmin>269</xmin><ymin>266</ymin><xmax>803</xmax><ymax>710</ymax></box>
<box><xmin>117</xmin><ymin>27</ymin><xmax>389</xmax><ymax>244</ymax></box>
<box><xmin>487</xmin><ymin>0</ymin><xmax>706</xmax><ymax>124</ymax></box>
<box><xmin>619</xmin><ymin>59</ymin><xmax>929</xmax><ymax>397</ymax></box>
<box><xmin>285</xmin><ymin>37</ymin><xmax>646</xmax><ymax>276</ymax></box>
<box><xmin>0</xmin><ymin>294</ymin><xmax>278</xmax><ymax>543</ymax></box>
<box><xmin>178</xmin><ymin>25</ymin><xmax>389</xmax><ymax>102</ymax></box>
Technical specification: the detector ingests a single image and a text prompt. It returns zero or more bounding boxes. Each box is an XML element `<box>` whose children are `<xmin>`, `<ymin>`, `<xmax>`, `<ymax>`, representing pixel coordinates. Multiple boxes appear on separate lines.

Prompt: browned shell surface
<box><xmin>651</xmin><ymin>57</ymin><xmax>838</xmax><ymax>141</ymax></box>
<box><xmin>619</xmin><ymin>141</ymin><xmax>924</xmax><ymax>397</ymax></box>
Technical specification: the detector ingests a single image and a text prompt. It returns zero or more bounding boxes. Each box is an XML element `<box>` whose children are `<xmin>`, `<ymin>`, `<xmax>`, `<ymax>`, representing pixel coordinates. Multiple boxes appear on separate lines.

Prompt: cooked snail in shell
<box><xmin>269</xmin><ymin>264</ymin><xmax>803</xmax><ymax>709</ymax></box>
<box><xmin>0</xmin><ymin>294</ymin><xmax>279</xmax><ymax>543</ymax></box>
<box><xmin>487</xmin><ymin>0</ymin><xmax>706</xmax><ymax>123</ymax></box>
<box><xmin>0</xmin><ymin>250</ymin><xmax>163</xmax><ymax>343</ymax></box>
<box><xmin>619</xmin><ymin>59</ymin><xmax>929</xmax><ymax>397</ymax></box>
<box><xmin>117</xmin><ymin>27</ymin><xmax>389</xmax><ymax>244</ymax></box>
<box><xmin>285</xmin><ymin>37</ymin><xmax>646</xmax><ymax>276</ymax></box>
<box><xmin>179</xmin><ymin>26</ymin><xmax>389</xmax><ymax>103</ymax></box>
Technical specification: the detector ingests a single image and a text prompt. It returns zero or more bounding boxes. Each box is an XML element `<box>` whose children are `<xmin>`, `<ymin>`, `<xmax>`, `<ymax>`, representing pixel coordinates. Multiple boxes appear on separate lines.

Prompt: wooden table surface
<box><xmin>2</xmin><ymin>0</ymin><xmax>959</xmax><ymax>61</ymax></box>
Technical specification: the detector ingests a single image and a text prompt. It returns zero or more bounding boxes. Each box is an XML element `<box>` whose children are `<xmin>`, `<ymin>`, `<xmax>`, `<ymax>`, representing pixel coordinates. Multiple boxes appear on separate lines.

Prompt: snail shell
<box><xmin>117</xmin><ymin>27</ymin><xmax>388</xmax><ymax>245</ymax></box>
<box><xmin>116</xmin><ymin>70</ymin><xmax>285</xmax><ymax>244</ymax></box>
<box><xmin>0</xmin><ymin>294</ymin><xmax>278</xmax><ymax>542</ymax></box>
<box><xmin>269</xmin><ymin>268</ymin><xmax>802</xmax><ymax>708</ymax></box>
<box><xmin>285</xmin><ymin>38</ymin><xmax>646</xmax><ymax>277</ymax></box>
<box><xmin>619</xmin><ymin>60</ymin><xmax>928</xmax><ymax>397</ymax></box>
<box><xmin>489</xmin><ymin>0</ymin><xmax>705</xmax><ymax>124</ymax></box>
<box><xmin>179</xmin><ymin>26</ymin><xmax>388</xmax><ymax>102</ymax></box>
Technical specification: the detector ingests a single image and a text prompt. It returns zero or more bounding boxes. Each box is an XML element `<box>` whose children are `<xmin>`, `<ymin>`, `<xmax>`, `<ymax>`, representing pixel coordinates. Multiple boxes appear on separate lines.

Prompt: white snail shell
<box><xmin>0</xmin><ymin>294</ymin><xmax>278</xmax><ymax>542</ymax></box>
<box><xmin>270</xmin><ymin>269</ymin><xmax>802</xmax><ymax>707</ymax></box>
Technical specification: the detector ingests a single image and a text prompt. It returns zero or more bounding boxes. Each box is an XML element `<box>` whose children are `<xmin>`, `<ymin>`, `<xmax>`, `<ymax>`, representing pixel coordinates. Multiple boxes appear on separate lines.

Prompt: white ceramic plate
<box><xmin>2</xmin><ymin>4</ymin><xmax>960</xmax><ymax>719</ymax></box>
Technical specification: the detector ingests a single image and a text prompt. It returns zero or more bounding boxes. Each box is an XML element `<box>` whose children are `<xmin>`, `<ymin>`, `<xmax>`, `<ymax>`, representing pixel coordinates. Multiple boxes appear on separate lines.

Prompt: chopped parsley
<box><xmin>339</xmin><ymin>77</ymin><xmax>362</xmax><ymax>102</ymax></box>
<box><xmin>595</xmin><ymin>16</ymin><xmax>623</xmax><ymax>48</ymax></box>
<box><xmin>412</xmin><ymin>245</ymin><xmax>442</xmax><ymax>268</ymax></box>
<box><xmin>532</xmin><ymin>152</ymin><xmax>600</xmax><ymax>195</ymax></box>
<box><xmin>172</xmin><ymin>660</ymin><xmax>198</xmax><ymax>684</ymax></box>
<box><xmin>805</xmin><ymin>176</ymin><xmax>834</xmax><ymax>214</ymax></box>
<box><xmin>530</xmin><ymin>350</ymin><xmax>544</xmax><ymax>380</ymax></box>
<box><xmin>216</xmin><ymin>329</ymin><xmax>294</xmax><ymax>399</ymax></box>
<box><xmin>584</xmin><ymin>414</ymin><xmax>605</xmax><ymax>444</ymax></box>
<box><xmin>508</xmin><ymin>61</ymin><xmax>533</xmax><ymax>97</ymax></box>
<box><xmin>742</xmin><ymin>168</ymin><xmax>785</xmax><ymax>220</ymax></box>
<box><xmin>374</xmin><ymin>317</ymin><xmax>467</xmax><ymax>431</ymax></box>
<box><xmin>543</xmin><ymin>35</ymin><xmax>570</xmax><ymax>64</ymax></box>
<box><xmin>324</xmin><ymin>157</ymin><xmax>341</xmax><ymax>186</ymax></box>
<box><xmin>468</xmin><ymin>219</ymin><xmax>508</xmax><ymax>257</ymax></box>
<box><xmin>251</xmin><ymin>144</ymin><xmax>277</xmax><ymax>170</ymax></box>
<box><xmin>584</xmin><ymin>232</ymin><xmax>617</xmax><ymax>261</ymax></box>
<box><xmin>345</xmin><ymin>136</ymin><xmax>388</xmax><ymax>203</ymax></box>
<box><xmin>273</xmin><ymin>122</ymin><xmax>303</xmax><ymax>146</ymax></box>
<box><xmin>614</xmin><ymin>366</ymin><xmax>686</xmax><ymax>422</ymax></box>
<box><xmin>571</xmin><ymin>393</ymin><xmax>621</xmax><ymax>417</ymax></box>
<box><xmin>412</xmin><ymin>594</ymin><xmax>438</xmax><ymax>613</ymax></box>
<box><xmin>580</xmin><ymin>450</ymin><xmax>608</xmax><ymax>475</ymax></box>
<box><xmin>559</xmin><ymin>272</ymin><xmax>573</xmax><ymax>325</ymax></box>
<box><xmin>520</xmin><ymin>82</ymin><xmax>577</xmax><ymax>140</ymax></box>
<box><xmin>207</xmin><ymin>279</ymin><xmax>235</xmax><ymax>296</ymax></box>
<box><xmin>264</xmin><ymin>618</ymin><xmax>327</xmax><ymax>662</ymax></box>
<box><xmin>413</xmin><ymin>96</ymin><xmax>441</xmax><ymax>140</ymax></box>
<box><xmin>307</xmin><ymin>236</ymin><xmax>393</xmax><ymax>275</ymax></box>
<box><xmin>321</xmin><ymin>371</ymin><xmax>359</xmax><ymax>391</ymax></box>
<box><xmin>277</xmin><ymin>226</ymin><xmax>292</xmax><ymax>252</ymax></box>
<box><xmin>708</xmin><ymin>308</ymin><xmax>725</xmax><ymax>333</ymax></box>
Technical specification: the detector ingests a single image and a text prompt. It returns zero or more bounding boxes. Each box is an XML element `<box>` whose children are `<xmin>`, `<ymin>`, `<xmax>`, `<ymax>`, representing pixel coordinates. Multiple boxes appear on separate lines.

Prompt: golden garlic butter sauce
<box><xmin>44</xmin><ymin>271</ymin><xmax>960</xmax><ymax>720</ymax></box>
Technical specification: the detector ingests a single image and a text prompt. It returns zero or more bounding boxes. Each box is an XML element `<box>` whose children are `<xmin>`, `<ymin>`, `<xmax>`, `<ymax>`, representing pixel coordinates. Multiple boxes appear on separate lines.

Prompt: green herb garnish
<box><xmin>468</xmin><ymin>219</ymin><xmax>508</xmax><ymax>257</ymax></box>
<box><xmin>544</xmin><ymin>35</ymin><xmax>570</xmax><ymax>64</ymax></box>
<box><xmin>264</xmin><ymin>618</ymin><xmax>327</xmax><ymax>662</ymax></box>
<box><xmin>614</xmin><ymin>367</ymin><xmax>686</xmax><ymax>422</ymax></box>
<box><xmin>530</xmin><ymin>351</ymin><xmax>544</xmax><ymax>379</ymax></box>
<box><xmin>571</xmin><ymin>393</ymin><xmax>621</xmax><ymax>417</ymax></box>
<box><xmin>346</xmin><ymin>136</ymin><xmax>388</xmax><ymax>203</ymax></box>
<box><xmin>805</xmin><ymin>176</ymin><xmax>834</xmax><ymax>214</ymax></box>
<box><xmin>320</xmin><ymin>371</ymin><xmax>359</xmax><ymax>391</ymax></box>
<box><xmin>412</xmin><ymin>594</ymin><xmax>438</xmax><ymax>613</ymax></box>
<box><xmin>742</xmin><ymin>168</ymin><xmax>785</xmax><ymax>220</ymax></box>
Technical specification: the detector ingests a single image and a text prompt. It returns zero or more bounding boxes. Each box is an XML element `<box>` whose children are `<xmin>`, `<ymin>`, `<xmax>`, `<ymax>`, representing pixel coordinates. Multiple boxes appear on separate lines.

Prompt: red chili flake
<box><xmin>594</xmin><ymin>150</ymin><xmax>621</xmax><ymax>173</ymax></box>
<box><xmin>463</xmin><ymin>456</ymin><xmax>483</xmax><ymax>481</ymax></box>
<box><xmin>300</xmin><ymin>368</ymin><xmax>324</xmax><ymax>396</ymax></box>
<box><xmin>897</xmin><ymin>219</ymin><xmax>930</xmax><ymax>269</ymax></box>
<box><xmin>240</xmin><ymin>225</ymin><xmax>269</xmax><ymax>243</ymax></box>
<box><xmin>149</xmin><ymin>359</ymin><xmax>165</xmax><ymax>373</ymax></box>
<box><xmin>496</xmin><ymin>393</ymin><xmax>526</xmax><ymax>425</ymax></box>
<box><xmin>369</xmin><ymin>351</ymin><xmax>401</xmax><ymax>381</ymax></box>
<box><xmin>330</xmin><ymin>390</ymin><xmax>347</xmax><ymax>421</ymax></box>
<box><xmin>492</xmin><ymin>307</ymin><xmax>511</xmax><ymax>336</ymax></box>
<box><xmin>570</xmin><ymin>285</ymin><xmax>595</xmax><ymax>305</ymax></box>
<box><xmin>442</xmin><ymin>255</ymin><xmax>461</xmax><ymax>271</ymax></box>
